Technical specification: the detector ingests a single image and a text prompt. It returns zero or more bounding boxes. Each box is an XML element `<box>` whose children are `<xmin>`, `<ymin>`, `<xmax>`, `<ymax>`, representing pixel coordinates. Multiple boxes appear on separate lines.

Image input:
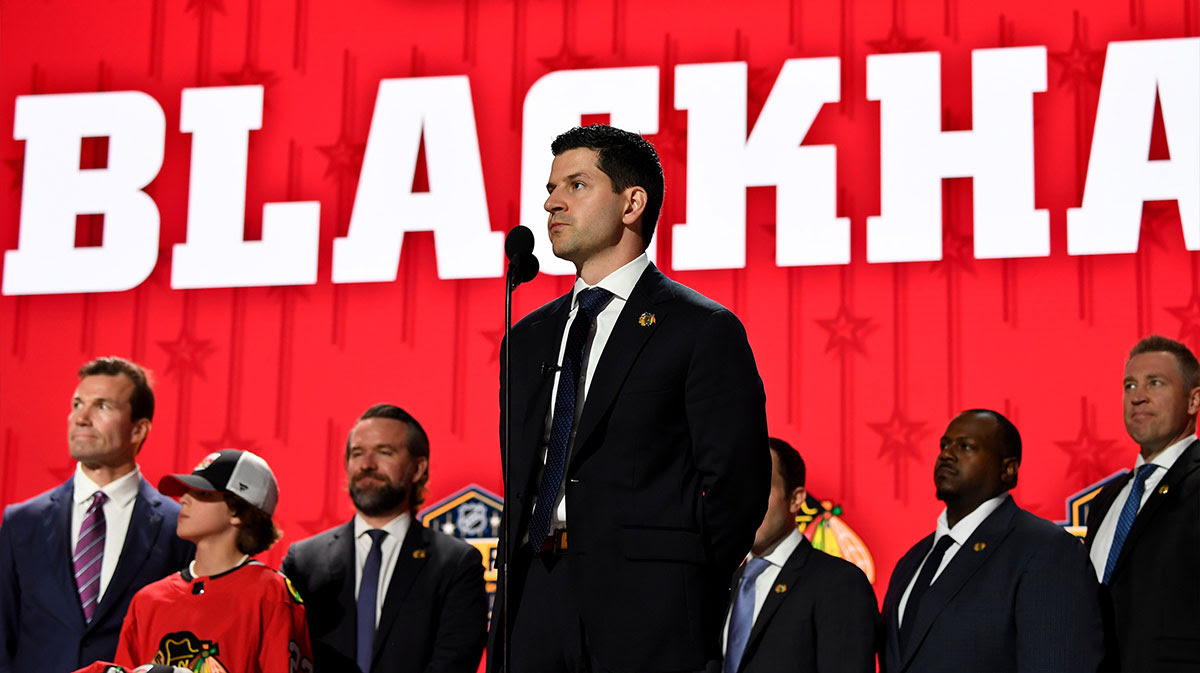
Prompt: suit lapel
<box><xmin>328</xmin><ymin>521</ymin><xmax>357</xmax><ymax>654</ymax></box>
<box><xmin>91</xmin><ymin>479</ymin><xmax>165</xmax><ymax>629</ymax></box>
<box><xmin>47</xmin><ymin>480</ymin><xmax>84</xmax><ymax>626</ymax></box>
<box><xmin>740</xmin><ymin>537</ymin><xmax>813</xmax><ymax>671</ymax></box>
<box><xmin>570</xmin><ymin>264</ymin><xmax>671</xmax><ymax>467</ymax></box>
<box><xmin>509</xmin><ymin>294</ymin><xmax>571</xmax><ymax>501</ymax></box>
<box><xmin>886</xmin><ymin>535</ymin><xmax>931</xmax><ymax>670</ymax></box>
<box><xmin>900</xmin><ymin>498</ymin><xmax>1019</xmax><ymax>670</ymax></box>
<box><xmin>1110</xmin><ymin>439</ymin><xmax>1200</xmax><ymax>580</ymax></box>
<box><xmin>1083</xmin><ymin>472</ymin><xmax>1131</xmax><ymax>551</ymax></box>
<box><xmin>373</xmin><ymin>521</ymin><xmax>431</xmax><ymax>661</ymax></box>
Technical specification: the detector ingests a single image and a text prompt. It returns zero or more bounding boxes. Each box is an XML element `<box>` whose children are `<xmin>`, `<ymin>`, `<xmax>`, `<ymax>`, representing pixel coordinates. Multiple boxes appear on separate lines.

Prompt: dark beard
<box><xmin>349</xmin><ymin>473</ymin><xmax>409</xmax><ymax>517</ymax></box>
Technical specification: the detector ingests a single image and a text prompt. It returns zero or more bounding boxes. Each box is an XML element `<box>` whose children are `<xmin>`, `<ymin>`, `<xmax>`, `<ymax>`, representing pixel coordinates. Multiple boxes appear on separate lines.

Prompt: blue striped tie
<box><xmin>1103</xmin><ymin>463</ymin><xmax>1158</xmax><ymax>584</ymax></box>
<box><xmin>725</xmin><ymin>557</ymin><xmax>770</xmax><ymax>673</ymax></box>
<box><xmin>73</xmin><ymin>491</ymin><xmax>107</xmax><ymax>621</ymax></box>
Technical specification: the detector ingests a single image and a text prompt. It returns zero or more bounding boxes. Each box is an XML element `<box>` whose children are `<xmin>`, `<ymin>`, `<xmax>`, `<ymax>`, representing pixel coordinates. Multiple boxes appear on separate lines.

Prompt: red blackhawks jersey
<box><xmin>115</xmin><ymin>560</ymin><xmax>312</xmax><ymax>673</ymax></box>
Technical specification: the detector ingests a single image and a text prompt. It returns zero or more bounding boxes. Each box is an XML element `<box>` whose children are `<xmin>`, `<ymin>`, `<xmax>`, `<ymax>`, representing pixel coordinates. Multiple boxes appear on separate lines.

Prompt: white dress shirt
<box><xmin>353</xmin><ymin>511</ymin><xmax>412</xmax><ymax>627</ymax></box>
<box><xmin>1087</xmin><ymin>435</ymin><xmax>1193</xmax><ymax>582</ymax></box>
<box><xmin>721</xmin><ymin>526</ymin><xmax>805</xmax><ymax>652</ymax></box>
<box><xmin>897</xmin><ymin>492</ymin><xmax>1010</xmax><ymax>626</ymax></box>
<box><xmin>70</xmin><ymin>464</ymin><xmax>141</xmax><ymax>603</ymax></box>
<box><xmin>533</xmin><ymin>252</ymin><xmax>651</xmax><ymax>529</ymax></box>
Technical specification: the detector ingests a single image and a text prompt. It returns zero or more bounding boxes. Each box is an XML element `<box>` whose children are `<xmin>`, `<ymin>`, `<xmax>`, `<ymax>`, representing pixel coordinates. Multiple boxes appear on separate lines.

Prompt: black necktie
<box><xmin>528</xmin><ymin>287</ymin><xmax>613</xmax><ymax>546</ymax></box>
<box><xmin>899</xmin><ymin>534</ymin><xmax>954</xmax><ymax>649</ymax></box>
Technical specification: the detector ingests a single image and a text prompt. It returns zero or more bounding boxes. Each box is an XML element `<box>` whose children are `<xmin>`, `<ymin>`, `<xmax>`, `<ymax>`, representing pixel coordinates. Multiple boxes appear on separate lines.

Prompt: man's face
<box><xmin>68</xmin><ymin>374</ymin><xmax>147</xmax><ymax>468</ymax></box>
<box><xmin>1124</xmin><ymin>351</ymin><xmax>1200</xmax><ymax>456</ymax></box>
<box><xmin>752</xmin><ymin>451</ymin><xmax>804</xmax><ymax>554</ymax></box>
<box><xmin>934</xmin><ymin>412</ymin><xmax>1012</xmax><ymax>504</ymax></box>
<box><xmin>346</xmin><ymin>417</ymin><xmax>428</xmax><ymax>518</ymax></box>
<box><xmin>544</xmin><ymin>148</ymin><xmax>631</xmax><ymax>265</ymax></box>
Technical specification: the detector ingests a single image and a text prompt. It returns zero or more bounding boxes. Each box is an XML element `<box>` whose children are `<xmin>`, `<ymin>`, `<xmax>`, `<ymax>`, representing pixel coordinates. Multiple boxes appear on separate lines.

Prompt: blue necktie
<box><xmin>724</xmin><ymin>557</ymin><xmax>771</xmax><ymax>673</ymax></box>
<box><xmin>357</xmin><ymin>529</ymin><xmax>387</xmax><ymax>673</ymax></box>
<box><xmin>1103</xmin><ymin>463</ymin><xmax>1158</xmax><ymax>584</ymax></box>
<box><xmin>528</xmin><ymin>287</ymin><xmax>613</xmax><ymax>547</ymax></box>
<box><xmin>899</xmin><ymin>534</ymin><xmax>954</xmax><ymax>650</ymax></box>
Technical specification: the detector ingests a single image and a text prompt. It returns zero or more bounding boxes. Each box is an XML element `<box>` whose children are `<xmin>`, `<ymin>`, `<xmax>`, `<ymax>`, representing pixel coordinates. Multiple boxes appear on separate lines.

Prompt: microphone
<box><xmin>505</xmin><ymin>226</ymin><xmax>540</xmax><ymax>288</ymax></box>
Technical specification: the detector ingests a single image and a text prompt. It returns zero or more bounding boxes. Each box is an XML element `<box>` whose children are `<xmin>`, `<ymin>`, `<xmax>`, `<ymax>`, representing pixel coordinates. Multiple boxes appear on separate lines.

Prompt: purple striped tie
<box><xmin>74</xmin><ymin>491</ymin><xmax>108</xmax><ymax>621</ymax></box>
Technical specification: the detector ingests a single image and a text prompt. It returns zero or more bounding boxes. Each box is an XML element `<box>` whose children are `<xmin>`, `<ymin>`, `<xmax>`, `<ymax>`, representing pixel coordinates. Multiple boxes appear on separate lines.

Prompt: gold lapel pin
<box><xmin>973</xmin><ymin>542</ymin><xmax>987</xmax><ymax>552</ymax></box>
<box><xmin>638</xmin><ymin>312</ymin><xmax>656</xmax><ymax>327</ymax></box>
<box><xmin>774</xmin><ymin>584</ymin><xmax>788</xmax><ymax>593</ymax></box>
<box><xmin>413</xmin><ymin>549</ymin><xmax>427</xmax><ymax>559</ymax></box>
<box><xmin>1158</xmin><ymin>484</ymin><xmax>1170</xmax><ymax>495</ymax></box>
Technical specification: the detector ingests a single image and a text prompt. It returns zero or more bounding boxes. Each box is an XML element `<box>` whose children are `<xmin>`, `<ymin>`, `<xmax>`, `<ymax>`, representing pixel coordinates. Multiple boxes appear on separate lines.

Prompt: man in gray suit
<box><xmin>880</xmin><ymin>409</ymin><xmax>1103</xmax><ymax>673</ymax></box>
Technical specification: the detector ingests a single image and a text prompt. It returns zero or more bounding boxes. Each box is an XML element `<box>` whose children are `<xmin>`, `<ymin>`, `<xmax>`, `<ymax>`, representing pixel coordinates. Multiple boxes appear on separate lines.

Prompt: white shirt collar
<box><xmin>354</xmin><ymin>510</ymin><xmax>412</xmax><ymax>542</ymax></box>
<box><xmin>571</xmin><ymin>253</ymin><xmax>650</xmax><ymax>305</ymax></box>
<box><xmin>72</xmin><ymin>463</ymin><xmax>141</xmax><ymax>507</ymax></box>
<box><xmin>935</xmin><ymin>492</ymin><xmax>1010</xmax><ymax>546</ymax></box>
<box><xmin>753</xmin><ymin>526</ymin><xmax>805</xmax><ymax>569</ymax></box>
<box><xmin>1134</xmin><ymin>434</ymin><xmax>1195</xmax><ymax>471</ymax></box>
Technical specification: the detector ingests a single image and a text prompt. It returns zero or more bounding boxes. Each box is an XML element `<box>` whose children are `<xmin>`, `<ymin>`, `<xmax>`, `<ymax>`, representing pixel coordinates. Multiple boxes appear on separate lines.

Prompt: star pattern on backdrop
<box><xmin>816</xmin><ymin>304</ymin><xmax>876</xmax><ymax>356</ymax></box>
<box><xmin>933</xmin><ymin>227</ymin><xmax>976</xmax><ymax>277</ymax></box>
<box><xmin>867</xmin><ymin>21</ymin><xmax>928</xmax><ymax>54</ymax></box>
<box><xmin>157</xmin><ymin>328</ymin><xmax>217</xmax><ymax>380</ymax></box>
<box><xmin>1049</xmin><ymin>15</ymin><xmax>1104</xmax><ymax>88</ymax></box>
<box><xmin>1055</xmin><ymin>400</ymin><xmax>1120</xmax><ymax>486</ymax></box>
<box><xmin>1166</xmin><ymin>290</ymin><xmax>1200</xmax><ymax>345</ymax></box>
<box><xmin>317</xmin><ymin>131</ymin><xmax>366</xmax><ymax>182</ymax></box>
<box><xmin>869</xmin><ymin>406</ymin><xmax>929</xmax><ymax>465</ymax></box>
<box><xmin>223</xmin><ymin>61</ymin><xmax>279</xmax><ymax>88</ymax></box>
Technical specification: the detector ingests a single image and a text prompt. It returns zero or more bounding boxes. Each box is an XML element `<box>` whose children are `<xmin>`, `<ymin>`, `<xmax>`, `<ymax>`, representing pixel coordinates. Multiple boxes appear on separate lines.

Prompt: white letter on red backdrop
<box><xmin>866</xmin><ymin>47</ymin><xmax>1048</xmax><ymax>263</ymax></box>
<box><xmin>1067</xmin><ymin>38</ymin><xmax>1199</xmax><ymax>254</ymax></box>
<box><xmin>674</xmin><ymin>59</ymin><xmax>845</xmax><ymax>270</ymax></box>
<box><xmin>521</xmin><ymin>66</ymin><xmax>659</xmax><ymax>275</ymax></box>
<box><xmin>3</xmin><ymin>91</ymin><xmax>163</xmax><ymax>295</ymax></box>
<box><xmin>333</xmin><ymin>76</ymin><xmax>501</xmax><ymax>282</ymax></box>
<box><xmin>172</xmin><ymin>86</ymin><xmax>320</xmax><ymax>288</ymax></box>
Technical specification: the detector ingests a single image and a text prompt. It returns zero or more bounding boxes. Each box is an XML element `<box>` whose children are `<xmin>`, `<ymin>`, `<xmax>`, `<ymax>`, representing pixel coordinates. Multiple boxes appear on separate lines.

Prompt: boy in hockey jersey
<box><xmin>113</xmin><ymin>449</ymin><xmax>312</xmax><ymax>673</ymax></box>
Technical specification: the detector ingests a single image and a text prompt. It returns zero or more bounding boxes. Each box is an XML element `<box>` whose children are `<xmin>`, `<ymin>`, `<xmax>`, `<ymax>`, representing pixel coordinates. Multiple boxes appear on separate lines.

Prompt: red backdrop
<box><xmin>0</xmin><ymin>0</ymin><xmax>1197</xmax><ymax>608</ymax></box>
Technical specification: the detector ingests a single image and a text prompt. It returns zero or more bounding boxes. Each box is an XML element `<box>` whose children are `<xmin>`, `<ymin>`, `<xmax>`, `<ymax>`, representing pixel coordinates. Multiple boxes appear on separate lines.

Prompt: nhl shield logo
<box><xmin>421</xmin><ymin>484</ymin><xmax>504</xmax><ymax>615</ymax></box>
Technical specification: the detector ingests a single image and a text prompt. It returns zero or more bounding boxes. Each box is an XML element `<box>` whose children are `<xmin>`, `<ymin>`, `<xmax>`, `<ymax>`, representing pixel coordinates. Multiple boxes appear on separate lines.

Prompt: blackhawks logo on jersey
<box><xmin>153</xmin><ymin>631</ymin><xmax>229</xmax><ymax>672</ymax></box>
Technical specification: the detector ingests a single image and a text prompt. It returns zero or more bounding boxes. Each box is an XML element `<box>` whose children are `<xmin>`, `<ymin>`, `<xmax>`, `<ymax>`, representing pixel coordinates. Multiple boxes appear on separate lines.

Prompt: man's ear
<box><xmin>788</xmin><ymin>487</ymin><xmax>807</xmax><ymax>516</ymax></box>
<box><xmin>1001</xmin><ymin>457</ymin><xmax>1020</xmax><ymax>487</ymax></box>
<box><xmin>1187</xmin><ymin>386</ymin><xmax>1200</xmax><ymax>416</ymax></box>
<box><xmin>131</xmin><ymin>418</ymin><xmax>151</xmax><ymax>455</ymax></box>
<box><xmin>621</xmin><ymin>186</ymin><xmax>647</xmax><ymax>226</ymax></box>
<box><xmin>411</xmin><ymin>456</ymin><xmax>429</xmax><ymax>485</ymax></box>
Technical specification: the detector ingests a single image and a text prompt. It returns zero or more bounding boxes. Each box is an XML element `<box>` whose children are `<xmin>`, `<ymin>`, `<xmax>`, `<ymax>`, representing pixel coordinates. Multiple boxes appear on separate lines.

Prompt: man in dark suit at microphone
<box><xmin>489</xmin><ymin>124</ymin><xmax>770</xmax><ymax>673</ymax></box>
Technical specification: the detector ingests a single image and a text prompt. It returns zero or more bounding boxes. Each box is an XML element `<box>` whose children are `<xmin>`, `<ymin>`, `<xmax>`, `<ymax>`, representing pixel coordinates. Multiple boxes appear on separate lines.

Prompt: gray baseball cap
<box><xmin>159</xmin><ymin>449</ymin><xmax>279</xmax><ymax>516</ymax></box>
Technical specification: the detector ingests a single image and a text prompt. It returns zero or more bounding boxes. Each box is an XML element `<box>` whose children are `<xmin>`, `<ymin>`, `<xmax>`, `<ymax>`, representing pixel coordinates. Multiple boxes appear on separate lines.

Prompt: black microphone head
<box><xmin>518</xmin><ymin>254</ymin><xmax>539</xmax><ymax>283</ymax></box>
<box><xmin>505</xmin><ymin>225</ymin><xmax>535</xmax><ymax>260</ymax></box>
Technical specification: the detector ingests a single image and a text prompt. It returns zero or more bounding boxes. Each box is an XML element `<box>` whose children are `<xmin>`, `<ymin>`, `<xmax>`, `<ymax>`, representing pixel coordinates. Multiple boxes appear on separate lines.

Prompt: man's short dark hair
<box><xmin>551</xmin><ymin>124</ymin><xmax>665</xmax><ymax>243</ymax></box>
<box><xmin>962</xmin><ymin>409</ymin><xmax>1022</xmax><ymax>462</ymax></box>
<box><xmin>767</xmin><ymin>437</ymin><xmax>806</xmax><ymax>494</ymax></box>
<box><xmin>224</xmin><ymin>493</ymin><xmax>281</xmax><ymax>556</ymax></box>
<box><xmin>1129</xmin><ymin>334</ymin><xmax>1200</xmax><ymax>392</ymax></box>
<box><xmin>346</xmin><ymin>404</ymin><xmax>431</xmax><ymax>511</ymax></box>
<box><xmin>78</xmin><ymin>356</ymin><xmax>154</xmax><ymax>422</ymax></box>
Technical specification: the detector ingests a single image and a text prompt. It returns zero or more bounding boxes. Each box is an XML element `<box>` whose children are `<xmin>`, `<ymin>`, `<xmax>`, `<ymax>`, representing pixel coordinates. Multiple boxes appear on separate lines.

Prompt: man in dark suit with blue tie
<box><xmin>0</xmin><ymin>357</ymin><xmax>192</xmax><ymax>673</ymax></box>
<box><xmin>880</xmin><ymin>409</ymin><xmax>1103</xmax><ymax>673</ymax></box>
<box><xmin>282</xmin><ymin>404</ymin><xmax>488</xmax><ymax>673</ymax></box>
<box><xmin>1084</xmin><ymin>335</ymin><xmax>1200</xmax><ymax>671</ymax></box>
<box><xmin>488</xmin><ymin>125</ymin><xmax>770</xmax><ymax>673</ymax></box>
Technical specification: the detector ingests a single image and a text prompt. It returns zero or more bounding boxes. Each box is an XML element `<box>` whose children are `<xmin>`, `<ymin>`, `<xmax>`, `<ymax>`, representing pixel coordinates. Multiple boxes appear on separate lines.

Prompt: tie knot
<box><xmin>90</xmin><ymin>491</ymin><xmax>108</xmax><ymax>509</ymax></box>
<box><xmin>575</xmin><ymin>287</ymin><xmax>613</xmax><ymax>320</ymax></box>
<box><xmin>933</xmin><ymin>534</ymin><xmax>954</xmax><ymax>554</ymax></box>
<box><xmin>742</xmin><ymin>556</ymin><xmax>771</xmax><ymax>582</ymax></box>
<box><xmin>1135</xmin><ymin>463</ymin><xmax>1158</xmax><ymax>484</ymax></box>
<box><xmin>366</xmin><ymin>529</ymin><xmax>387</xmax><ymax>547</ymax></box>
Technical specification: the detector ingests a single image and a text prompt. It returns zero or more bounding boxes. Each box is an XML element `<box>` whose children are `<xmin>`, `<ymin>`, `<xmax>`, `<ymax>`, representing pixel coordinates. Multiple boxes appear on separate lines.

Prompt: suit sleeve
<box><xmin>427</xmin><ymin>544</ymin><xmax>488</xmax><ymax>673</ymax></box>
<box><xmin>259</xmin><ymin>580</ymin><xmax>313</xmax><ymax>673</ymax></box>
<box><xmin>685</xmin><ymin>309</ymin><xmax>771</xmax><ymax>580</ymax></box>
<box><xmin>1014</xmin><ymin>532</ymin><xmax>1104</xmax><ymax>673</ymax></box>
<box><xmin>815</xmin><ymin>563</ymin><xmax>878</xmax><ymax>673</ymax></box>
<box><xmin>0</xmin><ymin>508</ymin><xmax>19</xmax><ymax>673</ymax></box>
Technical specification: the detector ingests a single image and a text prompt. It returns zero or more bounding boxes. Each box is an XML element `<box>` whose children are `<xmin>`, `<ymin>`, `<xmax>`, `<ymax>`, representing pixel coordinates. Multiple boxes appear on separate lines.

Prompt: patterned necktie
<box><xmin>899</xmin><ymin>534</ymin><xmax>954</xmax><ymax>649</ymax></box>
<box><xmin>1103</xmin><ymin>463</ymin><xmax>1158</xmax><ymax>584</ymax></box>
<box><xmin>357</xmin><ymin>529</ymin><xmax>387</xmax><ymax>673</ymax></box>
<box><xmin>724</xmin><ymin>557</ymin><xmax>771</xmax><ymax>673</ymax></box>
<box><xmin>74</xmin><ymin>491</ymin><xmax>108</xmax><ymax>622</ymax></box>
<box><xmin>528</xmin><ymin>287</ymin><xmax>613</xmax><ymax>547</ymax></box>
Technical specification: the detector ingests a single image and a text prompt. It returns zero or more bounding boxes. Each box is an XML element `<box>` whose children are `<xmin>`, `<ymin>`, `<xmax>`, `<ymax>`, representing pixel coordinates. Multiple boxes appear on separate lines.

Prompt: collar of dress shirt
<box><xmin>752</xmin><ymin>526</ymin><xmax>805</xmax><ymax>569</ymax></box>
<box><xmin>570</xmin><ymin>253</ymin><xmax>650</xmax><ymax>305</ymax></box>
<box><xmin>73</xmin><ymin>462</ymin><xmax>141</xmax><ymax>507</ymax></box>
<box><xmin>1134</xmin><ymin>434</ymin><xmax>1195</xmax><ymax>471</ymax></box>
<box><xmin>354</xmin><ymin>510</ymin><xmax>413</xmax><ymax>543</ymax></box>
<box><xmin>935</xmin><ymin>491</ymin><xmax>1010</xmax><ymax>546</ymax></box>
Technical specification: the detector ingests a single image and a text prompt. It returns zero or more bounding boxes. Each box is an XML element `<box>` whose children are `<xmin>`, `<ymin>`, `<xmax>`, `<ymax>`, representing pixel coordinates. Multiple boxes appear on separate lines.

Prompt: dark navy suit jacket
<box><xmin>282</xmin><ymin>518</ymin><xmax>488</xmax><ymax>673</ymax></box>
<box><xmin>0</xmin><ymin>477</ymin><xmax>192</xmax><ymax>673</ymax></box>
<box><xmin>880</xmin><ymin>497</ymin><xmax>1104</xmax><ymax>673</ymax></box>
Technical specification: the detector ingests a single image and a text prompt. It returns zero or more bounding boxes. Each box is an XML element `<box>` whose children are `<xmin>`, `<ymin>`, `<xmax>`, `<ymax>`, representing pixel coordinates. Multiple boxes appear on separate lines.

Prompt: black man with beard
<box><xmin>282</xmin><ymin>404</ymin><xmax>487</xmax><ymax>673</ymax></box>
<box><xmin>879</xmin><ymin>409</ymin><xmax>1103</xmax><ymax>673</ymax></box>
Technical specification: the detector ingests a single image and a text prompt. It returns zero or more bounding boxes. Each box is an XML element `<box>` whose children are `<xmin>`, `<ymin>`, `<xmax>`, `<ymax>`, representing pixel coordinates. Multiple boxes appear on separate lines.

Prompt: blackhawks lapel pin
<box><xmin>973</xmin><ymin>542</ymin><xmax>987</xmax><ymax>552</ymax></box>
<box><xmin>774</xmin><ymin>584</ymin><xmax>788</xmax><ymax>594</ymax></box>
<box><xmin>413</xmin><ymin>549</ymin><xmax>427</xmax><ymax>559</ymax></box>
<box><xmin>638</xmin><ymin>312</ymin><xmax>656</xmax><ymax>327</ymax></box>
